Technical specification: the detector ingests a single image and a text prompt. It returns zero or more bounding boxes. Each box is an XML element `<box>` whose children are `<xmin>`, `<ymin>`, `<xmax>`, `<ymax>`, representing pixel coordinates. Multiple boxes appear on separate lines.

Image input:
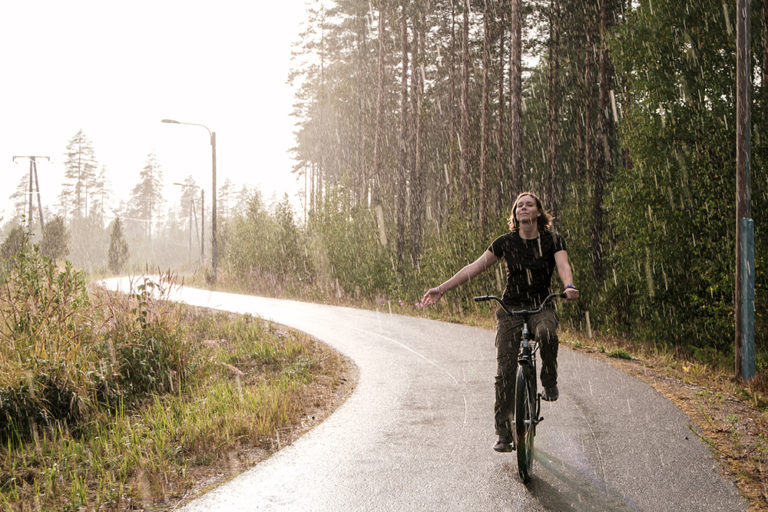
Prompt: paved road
<box><xmin>101</xmin><ymin>280</ymin><xmax>746</xmax><ymax>511</ymax></box>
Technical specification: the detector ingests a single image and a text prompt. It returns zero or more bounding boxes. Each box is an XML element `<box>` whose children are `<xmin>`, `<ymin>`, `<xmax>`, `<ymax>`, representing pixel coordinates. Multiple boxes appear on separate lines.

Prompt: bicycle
<box><xmin>473</xmin><ymin>292</ymin><xmax>566</xmax><ymax>483</ymax></box>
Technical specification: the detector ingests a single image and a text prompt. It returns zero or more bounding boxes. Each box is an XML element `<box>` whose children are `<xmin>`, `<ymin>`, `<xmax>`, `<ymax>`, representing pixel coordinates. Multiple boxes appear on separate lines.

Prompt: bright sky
<box><xmin>0</xmin><ymin>0</ymin><xmax>312</xmax><ymax>224</ymax></box>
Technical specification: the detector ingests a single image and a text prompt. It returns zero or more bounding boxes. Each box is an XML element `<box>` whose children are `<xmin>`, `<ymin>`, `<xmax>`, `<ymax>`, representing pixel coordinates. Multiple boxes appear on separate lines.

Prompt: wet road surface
<box><xmin>101</xmin><ymin>280</ymin><xmax>746</xmax><ymax>511</ymax></box>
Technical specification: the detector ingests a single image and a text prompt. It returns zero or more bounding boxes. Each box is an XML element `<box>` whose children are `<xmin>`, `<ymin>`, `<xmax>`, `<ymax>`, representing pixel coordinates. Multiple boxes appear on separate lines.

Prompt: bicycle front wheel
<box><xmin>515</xmin><ymin>366</ymin><xmax>536</xmax><ymax>483</ymax></box>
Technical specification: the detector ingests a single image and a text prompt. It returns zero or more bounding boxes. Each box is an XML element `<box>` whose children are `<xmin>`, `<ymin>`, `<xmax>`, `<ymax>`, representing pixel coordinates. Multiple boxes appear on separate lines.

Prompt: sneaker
<box><xmin>541</xmin><ymin>385</ymin><xmax>559</xmax><ymax>402</ymax></box>
<box><xmin>493</xmin><ymin>436</ymin><xmax>514</xmax><ymax>452</ymax></box>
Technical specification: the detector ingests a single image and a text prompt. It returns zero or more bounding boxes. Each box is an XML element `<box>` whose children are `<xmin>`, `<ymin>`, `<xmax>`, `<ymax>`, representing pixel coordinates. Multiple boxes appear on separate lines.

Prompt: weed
<box><xmin>608</xmin><ymin>348</ymin><xmax>632</xmax><ymax>360</ymax></box>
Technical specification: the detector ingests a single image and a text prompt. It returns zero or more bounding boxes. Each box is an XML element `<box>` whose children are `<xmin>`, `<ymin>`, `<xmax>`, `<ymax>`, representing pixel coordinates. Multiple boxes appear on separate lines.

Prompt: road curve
<box><xmin>100</xmin><ymin>279</ymin><xmax>745</xmax><ymax>512</ymax></box>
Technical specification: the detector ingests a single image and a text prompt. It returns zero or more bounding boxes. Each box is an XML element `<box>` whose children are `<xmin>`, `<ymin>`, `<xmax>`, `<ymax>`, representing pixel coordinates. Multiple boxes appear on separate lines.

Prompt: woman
<box><xmin>421</xmin><ymin>192</ymin><xmax>579</xmax><ymax>452</ymax></box>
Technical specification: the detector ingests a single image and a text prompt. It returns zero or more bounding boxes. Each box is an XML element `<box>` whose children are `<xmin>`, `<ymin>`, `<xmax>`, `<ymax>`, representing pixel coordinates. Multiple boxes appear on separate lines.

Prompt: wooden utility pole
<box><xmin>13</xmin><ymin>156</ymin><xmax>48</xmax><ymax>231</ymax></box>
<box><xmin>735</xmin><ymin>0</ymin><xmax>755</xmax><ymax>381</ymax></box>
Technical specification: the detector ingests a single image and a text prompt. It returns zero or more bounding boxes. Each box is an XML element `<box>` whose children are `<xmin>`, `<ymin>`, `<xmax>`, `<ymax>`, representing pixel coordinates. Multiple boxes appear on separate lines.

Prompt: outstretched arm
<box><xmin>421</xmin><ymin>250</ymin><xmax>499</xmax><ymax>306</ymax></box>
<box><xmin>555</xmin><ymin>250</ymin><xmax>579</xmax><ymax>301</ymax></box>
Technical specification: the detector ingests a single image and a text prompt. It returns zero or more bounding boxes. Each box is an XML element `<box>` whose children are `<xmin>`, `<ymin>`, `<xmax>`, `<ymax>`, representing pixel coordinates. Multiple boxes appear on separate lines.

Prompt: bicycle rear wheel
<box><xmin>515</xmin><ymin>366</ymin><xmax>535</xmax><ymax>483</ymax></box>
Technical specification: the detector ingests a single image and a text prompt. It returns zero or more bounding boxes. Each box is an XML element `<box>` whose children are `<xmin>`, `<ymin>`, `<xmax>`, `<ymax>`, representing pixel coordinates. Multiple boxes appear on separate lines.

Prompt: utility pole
<box><xmin>13</xmin><ymin>156</ymin><xmax>48</xmax><ymax>231</ymax></box>
<box><xmin>735</xmin><ymin>0</ymin><xmax>755</xmax><ymax>381</ymax></box>
<box><xmin>174</xmin><ymin>182</ymin><xmax>204</xmax><ymax>267</ymax></box>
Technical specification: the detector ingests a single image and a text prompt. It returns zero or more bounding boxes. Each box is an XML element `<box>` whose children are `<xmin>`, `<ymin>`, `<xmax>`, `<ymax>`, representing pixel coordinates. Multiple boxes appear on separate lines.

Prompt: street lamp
<box><xmin>173</xmin><ymin>182</ymin><xmax>204</xmax><ymax>267</ymax></box>
<box><xmin>162</xmin><ymin>119</ymin><xmax>217</xmax><ymax>282</ymax></box>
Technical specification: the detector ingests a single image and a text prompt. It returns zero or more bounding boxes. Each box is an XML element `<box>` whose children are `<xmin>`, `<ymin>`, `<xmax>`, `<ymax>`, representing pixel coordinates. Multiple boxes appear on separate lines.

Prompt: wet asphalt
<box><xmin>101</xmin><ymin>280</ymin><xmax>746</xmax><ymax>512</ymax></box>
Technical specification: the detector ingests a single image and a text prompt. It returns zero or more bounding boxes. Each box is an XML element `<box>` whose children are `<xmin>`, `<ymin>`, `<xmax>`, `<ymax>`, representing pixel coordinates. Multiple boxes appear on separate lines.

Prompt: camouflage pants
<box><xmin>494</xmin><ymin>305</ymin><xmax>558</xmax><ymax>437</ymax></box>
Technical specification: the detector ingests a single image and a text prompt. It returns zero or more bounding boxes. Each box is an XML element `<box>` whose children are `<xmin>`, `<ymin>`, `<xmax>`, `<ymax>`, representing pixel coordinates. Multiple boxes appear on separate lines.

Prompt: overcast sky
<box><xmin>0</xmin><ymin>0</ymin><xmax>313</xmax><ymax>224</ymax></box>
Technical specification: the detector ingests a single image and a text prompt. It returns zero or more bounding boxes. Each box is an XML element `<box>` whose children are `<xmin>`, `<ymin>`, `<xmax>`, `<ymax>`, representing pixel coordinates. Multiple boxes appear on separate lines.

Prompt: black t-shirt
<box><xmin>488</xmin><ymin>230</ymin><xmax>567</xmax><ymax>307</ymax></box>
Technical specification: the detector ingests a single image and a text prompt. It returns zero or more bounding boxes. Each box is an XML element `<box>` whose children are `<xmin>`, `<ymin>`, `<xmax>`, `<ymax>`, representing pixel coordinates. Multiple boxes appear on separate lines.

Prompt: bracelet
<box><xmin>564</xmin><ymin>284</ymin><xmax>577</xmax><ymax>290</ymax></box>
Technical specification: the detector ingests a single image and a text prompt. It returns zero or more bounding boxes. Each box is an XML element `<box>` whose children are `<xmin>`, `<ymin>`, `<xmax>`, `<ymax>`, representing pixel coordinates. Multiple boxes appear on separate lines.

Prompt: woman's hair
<box><xmin>507</xmin><ymin>191</ymin><xmax>554</xmax><ymax>232</ymax></box>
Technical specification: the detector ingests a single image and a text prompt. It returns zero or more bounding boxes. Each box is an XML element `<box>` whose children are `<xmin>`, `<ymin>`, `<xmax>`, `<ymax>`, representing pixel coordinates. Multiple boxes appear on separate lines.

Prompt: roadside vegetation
<box><xmin>0</xmin><ymin>239</ymin><xmax>353</xmax><ymax>511</ymax></box>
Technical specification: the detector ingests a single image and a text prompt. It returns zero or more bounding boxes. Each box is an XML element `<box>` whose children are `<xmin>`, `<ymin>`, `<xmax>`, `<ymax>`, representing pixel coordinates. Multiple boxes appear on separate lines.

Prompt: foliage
<box><xmin>108</xmin><ymin>216</ymin><xmax>129</xmax><ymax>274</ymax></box>
<box><xmin>604</xmin><ymin>0</ymin><xmax>767</xmax><ymax>350</ymax></box>
<box><xmin>0</xmin><ymin>239</ymin><xmax>92</xmax><ymax>440</ymax></box>
<box><xmin>40</xmin><ymin>215</ymin><xmax>70</xmax><ymax>262</ymax></box>
<box><xmin>0</xmin><ymin>273</ymin><xmax>336</xmax><ymax>511</ymax></box>
<box><xmin>0</xmin><ymin>225</ymin><xmax>26</xmax><ymax>272</ymax></box>
<box><xmin>127</xmin><ymin>152</ymin><xmax>165</xmax><ymax>240</ymax></box>
<box><xmin>0</xmin><ymin>243</ymin><xmax>191</xmax><ymax>443</ymax></box>
<box><xmin>59</xmin><ymin>129</ymin><xmax>99</xmax><ymax>220</ymax></box>
<box><xmin>278</xmin><ymin>0</ymin><xmax>766</xmax><ymax>365</ymax></box>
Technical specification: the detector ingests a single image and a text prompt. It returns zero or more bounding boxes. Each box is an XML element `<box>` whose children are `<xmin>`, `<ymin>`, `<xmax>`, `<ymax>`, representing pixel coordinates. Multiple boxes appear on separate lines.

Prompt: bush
<box><xmin>0</xmin><ymin>241</ymin><xmax>192</xmax><ymax>443</ymax></box>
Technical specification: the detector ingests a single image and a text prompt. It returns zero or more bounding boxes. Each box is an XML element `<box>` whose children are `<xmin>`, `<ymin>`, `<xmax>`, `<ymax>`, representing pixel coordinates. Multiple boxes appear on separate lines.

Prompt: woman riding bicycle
<box><xmin>421</xmin><ymin>191</ymin><xmax>579</xmax><ymax>453</ymax></box>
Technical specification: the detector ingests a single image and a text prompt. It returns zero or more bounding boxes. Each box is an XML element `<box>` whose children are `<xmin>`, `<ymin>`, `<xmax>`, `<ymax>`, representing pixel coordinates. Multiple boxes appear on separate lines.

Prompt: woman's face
<box><xmin>515</xmin><ymin>194</ymin><xmax>541</xmax><ymax>225</ymax></box>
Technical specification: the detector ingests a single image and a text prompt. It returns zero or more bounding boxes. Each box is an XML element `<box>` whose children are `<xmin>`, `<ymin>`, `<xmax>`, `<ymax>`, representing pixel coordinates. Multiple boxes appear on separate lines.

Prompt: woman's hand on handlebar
<box><xmin>421</xmin><ymin>287</ymin><xmax>444</xmax><ymax>307</ymax></box>
<box><xmin>564</xmin><ymin>286</ymin><xmax>580</xmax><ymax>301</ymax></box>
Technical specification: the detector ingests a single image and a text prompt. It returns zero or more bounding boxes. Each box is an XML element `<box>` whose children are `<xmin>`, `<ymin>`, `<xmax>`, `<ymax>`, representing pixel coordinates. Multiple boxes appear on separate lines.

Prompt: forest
<box><xmin>281</xmin><ymin>0</ymin><xmax>767</xmax><ymax>363</ymax></box>
<box><xmin>1</xmin><ymin>0</ymin><xmax>766</xmax><ymax>368</ymax></box>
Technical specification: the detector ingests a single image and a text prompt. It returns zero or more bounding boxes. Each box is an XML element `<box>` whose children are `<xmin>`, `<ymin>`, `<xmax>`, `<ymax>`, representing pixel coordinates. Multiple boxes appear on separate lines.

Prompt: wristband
<box><xmin>564</xmin><ymin>284</ymin><xmax>577</xmax><ymax>290</ymax></box>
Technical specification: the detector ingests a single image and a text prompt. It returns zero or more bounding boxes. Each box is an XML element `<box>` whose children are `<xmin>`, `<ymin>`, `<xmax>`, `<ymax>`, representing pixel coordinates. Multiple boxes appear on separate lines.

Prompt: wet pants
<box><xmin>494</xmin><ymin>305</ymin><xmax>558</xmax><ymax>437</ymax></box>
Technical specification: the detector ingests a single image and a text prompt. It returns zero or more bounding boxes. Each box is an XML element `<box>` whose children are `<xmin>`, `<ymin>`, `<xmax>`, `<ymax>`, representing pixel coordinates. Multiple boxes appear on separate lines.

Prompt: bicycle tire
<box><xmin>515</xmin><ymin>365</ymin><xmax>535</xmax><ymax>483</ymax></box>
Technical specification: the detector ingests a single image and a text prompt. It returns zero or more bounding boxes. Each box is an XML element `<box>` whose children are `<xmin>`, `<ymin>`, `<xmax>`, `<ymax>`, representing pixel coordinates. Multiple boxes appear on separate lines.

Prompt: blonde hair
<box><xmin>507</xmin><ymin>191</ymin><xmax>553</xmax><ymax>232</ymax></box>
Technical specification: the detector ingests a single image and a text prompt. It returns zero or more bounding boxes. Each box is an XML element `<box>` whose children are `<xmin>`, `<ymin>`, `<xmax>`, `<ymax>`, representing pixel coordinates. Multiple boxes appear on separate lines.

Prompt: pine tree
<box><xmin>108</xmin><ymin>216</ymin><xmax>129</xmax><ymax>274</ymax></box>
<box><xmin>40</xmin><ymin>216</ymin><xmax>69</xmax><ymax>262</ymax></box>
<box><xmin>128</xmin><ymin>153</ymin><xmax>164</xmax><ymax>240</ymax></box>
<box><xmin>59</xmin><ymin>130</ymin><xmax>98</xmax><ymax>220</ymax></box>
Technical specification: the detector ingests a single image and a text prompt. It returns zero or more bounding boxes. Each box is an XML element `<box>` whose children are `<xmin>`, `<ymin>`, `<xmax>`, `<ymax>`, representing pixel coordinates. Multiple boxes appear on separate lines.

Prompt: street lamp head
<box><xmin>161</xmin><ymin>119</ymin><xmax>180</xmax><ymax>124</ymax></box>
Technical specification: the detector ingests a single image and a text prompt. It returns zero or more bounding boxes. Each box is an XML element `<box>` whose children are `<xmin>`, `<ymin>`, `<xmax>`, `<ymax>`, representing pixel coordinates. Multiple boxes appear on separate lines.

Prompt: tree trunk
<box><xmin>593</xmin><ymin>0</ymin><xmax>615</xmax><ymax>283</ymax></box>
<box><xmin>584</xmin><ymin>27</ymin><xmax>594</xmax><ymax>183</ymax></box>
<box><xmin>480</xmin><ymin>0</ymin><xmax>491</xmax><ymax>229</ymax></box>
<box><xmin>397</xmin><ymin>0</ymin><xmax>409</xmax><ymax>267</ymax></box>
<box><xmin>763</xmin><ymin>0</ymin><xmax>768</xmax><ymax>99</ymax></box>
<box><xmin>410</xmin><ymin>8</ymin><xmax>425</xmax><ymax>263</ymax></box>
<box><xmin>546</xmin><ymin>0</ymin><xmax>561</xmax><ymax>218</ymax></box>
<box><xmin>496</xmin><ymin>7</ymin><xmax>506</xmax><ymax>214</ymax></box>
<box><xmin>373</xmin><ymin>4</ymin><xmax>386</xmax><ymax>213</ymax></box>
<box><xmin>459</xmin><ymin>0</ymin><xmax>471</xmax><ymax>209</ymax></box>
<box><xmin>509</xmin><ymin>0</ymin><xmax>523</xmax><ymax>197</ymax></box>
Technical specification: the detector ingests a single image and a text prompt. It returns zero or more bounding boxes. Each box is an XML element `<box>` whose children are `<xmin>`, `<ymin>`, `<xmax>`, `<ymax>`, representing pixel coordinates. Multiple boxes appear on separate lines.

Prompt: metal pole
<box><xmin>211</xmin><ymin>132</ymin><xmax>217</xmax><ymax>283</ymax></box>
<box><xmin>33</xmin><ymin>160</ymin><xmax>44</xmax><ymax>229</ymax></box>
<box><xmin>28</xmin><ymin>159</ymin><xmax>34</xmax><ymax>228</ymax></box>
<box><xmin>735</xmin><ymin>0</ymin><xmax>754</xmax><ymax>381</ymax></box>
<box><xmin>188</xmin><ymin>199</ymin><xmax>193</xmax><ymax>264</ymax></box>
<box><xmin>201</xmin><ymin>189</ymin><xmax>205</xmax><ymax>267</ymax></box>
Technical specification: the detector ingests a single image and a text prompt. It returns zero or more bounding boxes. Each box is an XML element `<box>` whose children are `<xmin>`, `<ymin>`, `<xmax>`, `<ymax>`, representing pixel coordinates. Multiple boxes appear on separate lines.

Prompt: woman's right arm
<box><xmin>421</xmin><ymin>250</ymin><xmax>499</xmax><ymax>306</ymax></box>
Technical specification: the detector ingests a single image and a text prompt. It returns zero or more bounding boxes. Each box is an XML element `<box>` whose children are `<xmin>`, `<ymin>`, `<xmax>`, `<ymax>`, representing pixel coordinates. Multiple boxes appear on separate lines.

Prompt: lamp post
<box><xmin>162</xmin><ymin>119</ymin><xmax>217</xmax><ymax>282</ymax></box>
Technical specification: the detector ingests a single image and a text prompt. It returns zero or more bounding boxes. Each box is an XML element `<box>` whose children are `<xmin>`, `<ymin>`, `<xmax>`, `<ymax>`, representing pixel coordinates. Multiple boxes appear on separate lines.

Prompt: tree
<box><xmin>108</xmin><ymin>217</ymin><xmax>129</xmax><ymax>274</ymax></box>
<box><xmin>0</xmin><ymin>225</ymin><xmax>27</xmax><ymax>269</ymax></box>
<box><xmin>9</xmin><ymin>174</ymin><xmax>30</xmax><ymax>225</ymax></box>
<box><xmin>40</xmin><ymin>216</ymin><xmax>69</xmax><ymax>262</ymax></box>
<box><xmin>606</xmin><ymin>0</ymin><xmax>767</xmax><ymax>347</ymax></box>
<box><xmin>59</xmin><ymin>130</ymin><xmax>98</xmax><ymax>220</ymax></box>
<box><xmin>127</xmin><ymin>153</ymin><xmax>164</xmax><ymax>239</ymax></box>
<box><xmin>91</xmin><ymin>166</ymin><xmax>112</xmax><ymax>228</ymax></box>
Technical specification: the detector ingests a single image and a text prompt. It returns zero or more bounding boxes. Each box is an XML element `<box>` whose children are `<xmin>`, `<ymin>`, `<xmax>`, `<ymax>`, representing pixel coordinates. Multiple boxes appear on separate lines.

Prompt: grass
<box><xmin>0</xmin><ymin>249</ymin><xmax>353</xmax><ymax>511</ymax></box>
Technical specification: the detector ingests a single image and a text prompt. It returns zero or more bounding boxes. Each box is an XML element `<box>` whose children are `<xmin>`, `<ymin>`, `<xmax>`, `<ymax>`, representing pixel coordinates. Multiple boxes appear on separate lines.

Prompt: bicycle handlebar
<box><xmin>473</xmin><ymin>292</ymin><xmax>567</xmax><ymax>317</ymax></box>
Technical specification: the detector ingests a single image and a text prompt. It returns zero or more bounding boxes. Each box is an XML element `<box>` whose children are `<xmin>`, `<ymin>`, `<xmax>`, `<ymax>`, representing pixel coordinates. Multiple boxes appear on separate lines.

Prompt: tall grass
<box><xmin>0</xmin><ymin>240</ymin><xmax>341</xmax><ymax>511</ymax></box>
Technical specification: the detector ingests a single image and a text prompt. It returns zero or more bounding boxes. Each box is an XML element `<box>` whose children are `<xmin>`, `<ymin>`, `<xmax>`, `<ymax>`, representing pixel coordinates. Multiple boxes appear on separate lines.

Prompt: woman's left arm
<box><xmin>555</xmin><ymin>250</ymin><xmax>579</xmax><ymax>301</ymax></box>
